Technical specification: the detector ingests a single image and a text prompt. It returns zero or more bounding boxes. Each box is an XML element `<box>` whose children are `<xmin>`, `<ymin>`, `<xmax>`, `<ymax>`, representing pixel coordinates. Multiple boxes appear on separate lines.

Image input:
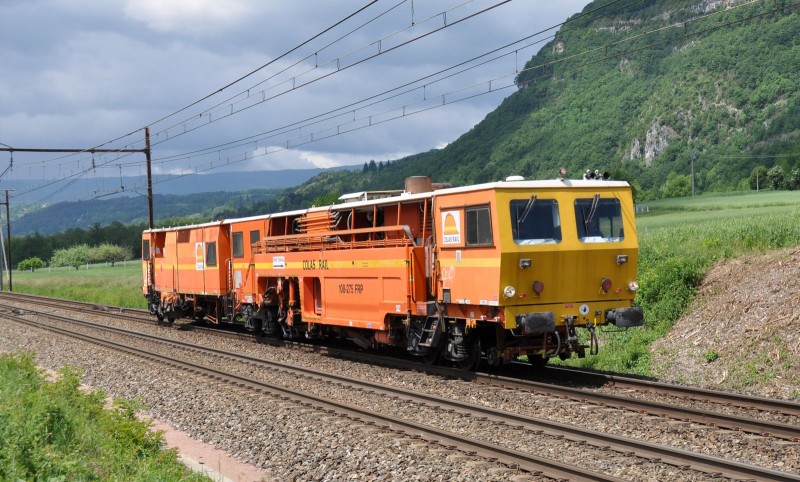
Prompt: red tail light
<box><xmin>532</xmin><ymin>280</ymin><xmax>544</xmax><ymax>294</ymax></box>
<box><xmin>600</xmin><ymin>278</ymin><xmax>612</xmax><ymax>292</ymax></box>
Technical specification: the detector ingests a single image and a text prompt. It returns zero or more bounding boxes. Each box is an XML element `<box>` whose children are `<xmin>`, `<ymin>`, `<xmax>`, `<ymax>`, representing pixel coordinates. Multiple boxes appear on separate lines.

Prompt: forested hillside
<box><xmin>260</xmin><ymin>0</ymin><xmax>800</xmax><ymax>208</ymax></box>
<box><xmin>15</xmin><ymin>189</ymin><xmax>280</xmax><ymax>236</ymax></box>
<box><xmin>11</xmin><ymin>0</ymin><xmax>800</xmax><ymax>264</ymax></box>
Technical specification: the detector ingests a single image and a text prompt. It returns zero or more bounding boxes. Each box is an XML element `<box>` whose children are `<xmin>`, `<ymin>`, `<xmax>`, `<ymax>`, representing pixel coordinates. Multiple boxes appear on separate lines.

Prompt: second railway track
<box><xmin>2</xmin><ymin>298</ymin><xmax>800</xmax><ymax>481</ymax></box>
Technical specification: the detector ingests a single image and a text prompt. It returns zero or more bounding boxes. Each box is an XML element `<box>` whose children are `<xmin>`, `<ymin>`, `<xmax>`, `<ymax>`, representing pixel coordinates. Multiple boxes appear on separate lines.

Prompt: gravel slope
<box><xmin>651</xmin><ymin>247</ymin><xmax>800</xmax><ymax>399</ymax></box>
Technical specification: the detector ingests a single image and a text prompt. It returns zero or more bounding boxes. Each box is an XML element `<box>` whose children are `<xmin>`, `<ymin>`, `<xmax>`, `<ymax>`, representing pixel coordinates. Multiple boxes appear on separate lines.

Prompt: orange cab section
<box><xmin>143</xmin><ymin>221</ymin><xmax>231</xmax><ymax>322</ymax></box>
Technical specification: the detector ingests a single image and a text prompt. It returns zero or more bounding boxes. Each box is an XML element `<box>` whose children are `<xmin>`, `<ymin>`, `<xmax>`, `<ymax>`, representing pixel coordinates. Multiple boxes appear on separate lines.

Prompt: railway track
<box><xmin>477</xmin><ymin>370</ymin><xmax>800</xmax><ymax>441</ymax></box>
<box><xmin>536</xmin><ymin>365</ymin><xmax>800</xmax><ymax>416</ymax></box>
<box><xmin>3</xmin><ymin>301</ymin><xmax>799</xmax><ymax>481</ymax></box>
<box><xmin>0</xmin><ymin>291</ymin><xmax>150</xmax><ymax>321</ymax></box>
<box><xmin>3</xmin><ymin>291</ymin><xmax>800</xmax><ymax>441</ymax></box>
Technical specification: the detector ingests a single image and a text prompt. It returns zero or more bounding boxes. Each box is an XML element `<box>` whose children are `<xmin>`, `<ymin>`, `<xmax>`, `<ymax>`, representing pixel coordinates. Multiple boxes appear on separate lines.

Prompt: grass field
<box><xmin>12</xmin><ymin>262</ymin><xmax>146</xmax><ymax>309</ymax></box>
<box><xmin>10</xmin><ymin>190</ymin><xmax>800</xmax><ymax>375</ymax></box>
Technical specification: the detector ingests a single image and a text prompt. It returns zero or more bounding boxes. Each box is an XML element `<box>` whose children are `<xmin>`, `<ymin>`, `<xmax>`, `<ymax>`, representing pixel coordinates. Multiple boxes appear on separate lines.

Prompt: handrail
<box><xmin>253</xmin><ymin>225</ymin><xmax>416</xmax><ymax>253</ymax></box>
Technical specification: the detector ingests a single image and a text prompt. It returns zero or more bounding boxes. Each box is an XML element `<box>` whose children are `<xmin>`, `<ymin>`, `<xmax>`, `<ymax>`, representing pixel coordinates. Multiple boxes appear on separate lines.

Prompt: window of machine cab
<box><xmin>574</xmin><ymin>197</ymin><xmax>624</xmax><ymax>243</ymax></box>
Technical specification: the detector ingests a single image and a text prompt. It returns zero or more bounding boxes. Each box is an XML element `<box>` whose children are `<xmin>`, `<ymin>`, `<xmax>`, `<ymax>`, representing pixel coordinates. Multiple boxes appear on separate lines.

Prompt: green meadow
<box><xmin>12</xmin><ymin>261</ymin><xmax>147</xmax><ymax>310</ymax></box>
<box><xmin>10</xmin><ymin>190</ymin><xmax>800</xmax><ymax>375</ymax></box>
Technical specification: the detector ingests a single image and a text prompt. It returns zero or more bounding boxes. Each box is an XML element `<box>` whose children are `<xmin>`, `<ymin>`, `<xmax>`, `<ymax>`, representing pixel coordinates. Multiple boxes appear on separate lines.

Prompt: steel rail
<box><xmin>5</xmin><ymin>306</ymin><xmax>800</xmax><ymax>482</ymax></box>
<box><xmin>477</xmin><ymin>372</ymin><xmax>800</xmax><ymax>442</ymax></box>
<box><xmin>5</xmin><ymin>291</ymin><xmax>799</xmax><ymax>440</ymax></box>
<box><xmin>539</xmin><ymin>365</ymin><xmax>800</xmax><ymax>416</ymax></box>
<box><xmin>2</xmin><ymin>310</ymin><xmax>621</xmax><ymax>482</ymax></box>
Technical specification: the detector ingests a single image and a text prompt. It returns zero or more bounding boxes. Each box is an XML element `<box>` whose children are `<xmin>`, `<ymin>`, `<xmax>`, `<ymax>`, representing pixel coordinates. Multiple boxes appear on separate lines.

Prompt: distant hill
<box><xmin>12</xmin><ymin>165</ymin><xmax>359</xmax><ymax>235</ymax></box>
<box><xmin>8</xmin><ymin>166</ymin><xmax>357</xmax><ymax>216</ymax></box>
<box><xmin>13</xmin><ymin>190</ymin><xmax>278</xmax><ymax>236</ymax></box>
<box><xmin>14</xmin><ymin>1</ymin><xmax>800</xmax><ymax>234</ymax></box>
<box><xmin>256</xmin><ymin>0</ymin><xmax>800</xmax><ymax>210</ymax></box>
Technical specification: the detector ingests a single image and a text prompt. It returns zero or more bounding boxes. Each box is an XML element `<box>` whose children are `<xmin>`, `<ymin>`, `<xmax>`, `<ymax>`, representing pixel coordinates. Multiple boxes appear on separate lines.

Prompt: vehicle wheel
<box><xmin>458</xmin><ymin>338</ymin><xmax>480</xmax><ymax>371</ymax></box>
<box><xmin>156</xmin><ymin>308</ymin><xmax>165</xmax><ymax>324</ymax></box>
<box><xmin>421</xmin><ymin>345</ymin><xmax>441</xmax><ymax>365</ymax></box>
<box><xmin>486</xmin><ymin>347</ymin><xmax>502</xmax><ymax>368</ymax></box>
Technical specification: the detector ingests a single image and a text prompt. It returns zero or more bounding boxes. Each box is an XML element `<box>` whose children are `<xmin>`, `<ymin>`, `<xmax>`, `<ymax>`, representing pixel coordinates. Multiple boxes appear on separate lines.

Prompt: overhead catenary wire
<box><xmin>11</xmin><ymin>0</ymin><xmax>514</xmax><ymax>206</ymax></box>
<box><xmin>83</xmin><ymin>0</ymin><xmax>643</xmax><ymax>174</ymax></box>
<box><xmin>115</xmin><ymin>0</ymin><xmax>793</xmax><ymax>194</ymax></box>
<box><xmin>138</xmin><ymin>0</ymin><xmax>644</xmax><ymax>167</ymax></box>
<box><xmin>149</xmin><ymin>0</ymin><xmax>476</xmax><ymax>144</ymax></box>
<box><xmin>12</xmin><ymin>0</ymin><xmax>485</xmax><ymax>170</ymax></box>
<box><xmin>12</xmin><ymin>0</ymin><xmax>382</xmax><ymax>168</ymax></box>
<box><xmin>13</xmin><ymin>0</ymin><xmax>794</xmax><ymax>207</ymax></box>
<box><xmin>127</xmin><ymin>0</ymin><xmax>515</xmax><ymax>155</ymax></box>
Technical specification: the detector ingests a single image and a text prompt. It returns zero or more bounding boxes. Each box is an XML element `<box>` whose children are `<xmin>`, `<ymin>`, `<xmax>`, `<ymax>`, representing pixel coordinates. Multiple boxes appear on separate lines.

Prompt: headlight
<box><xmin>628</xmin><ymin>281</ymin><xmax>639</xmax><ymax>292</ymax></box>
<box><xmin>503</xmin><ymin>285</ymin><xmax>516</xmax><ymax>298</ymax></box>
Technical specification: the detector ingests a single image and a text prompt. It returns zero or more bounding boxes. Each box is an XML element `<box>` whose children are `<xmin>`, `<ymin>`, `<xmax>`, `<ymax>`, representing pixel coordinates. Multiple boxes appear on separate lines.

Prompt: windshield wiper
<box><xmin>519</xmin><ymin>195</ymin><xmax>537</xmax><ymax>224</ymax></box>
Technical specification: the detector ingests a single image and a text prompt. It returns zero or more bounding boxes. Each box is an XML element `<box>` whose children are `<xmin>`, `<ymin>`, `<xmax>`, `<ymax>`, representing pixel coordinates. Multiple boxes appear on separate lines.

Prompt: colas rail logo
<box><xmin>442</xmin><ymin>211</ymin><xmax>461</xmax><ymax>244</ymax></box>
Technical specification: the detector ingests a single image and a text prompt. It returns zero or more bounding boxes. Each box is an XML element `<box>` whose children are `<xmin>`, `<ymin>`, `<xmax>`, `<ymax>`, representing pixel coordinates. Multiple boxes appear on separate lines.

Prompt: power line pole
<box><xmin>0</xmin><ymin>126</ymin><xmax>156</xmax><ymax>234</ymax></box>
<box><xmin>0</xmin><ymin>190</ymin><xmax>13</xmax><ymax>291</ymax></box>
<box><xmin>145</xmin><ymin>127</ymin><xmax>154</xmax><ymax>229</ymax></box>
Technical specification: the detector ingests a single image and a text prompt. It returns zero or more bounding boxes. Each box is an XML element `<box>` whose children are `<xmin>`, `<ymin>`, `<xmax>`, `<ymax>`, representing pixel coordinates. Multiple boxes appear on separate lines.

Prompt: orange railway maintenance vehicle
<box><xmin>142</xmin><ymin>173</ymin><xmax>644</xmax><ymax>369</ymax></box>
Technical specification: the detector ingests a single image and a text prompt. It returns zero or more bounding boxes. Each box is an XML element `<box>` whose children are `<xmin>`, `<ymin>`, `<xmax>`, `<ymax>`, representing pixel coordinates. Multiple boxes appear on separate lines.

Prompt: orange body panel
<box><xmin>229</xmin><ymin>217</ymin><xmax>269</xmax><ymax>304</ymax></box>
<box><xmin>251</xmin><ymin>245</ymin><xmax>415</xmax><ymax>330</ymax></box>
<box><xmin>144</xmin><ymin>224</ymin><xmax>230</xmax><ymax>297</ymax></box>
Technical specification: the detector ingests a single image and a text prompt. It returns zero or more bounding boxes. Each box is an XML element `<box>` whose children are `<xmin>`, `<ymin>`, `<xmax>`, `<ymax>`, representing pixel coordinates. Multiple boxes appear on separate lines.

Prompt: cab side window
<box><xmin>232</xmin><ymin>232</ymin><xmax>244</xmax><ymax>258</ymax></box>
<box><xmin>465</xmin><ymin>205</ymin><xmax>492</xmax><ymax>246</ymax></box>
<box><xmin>206</xmin><ymin>242</ymin><xmax>217</xmax><ymax>266</ymax></box>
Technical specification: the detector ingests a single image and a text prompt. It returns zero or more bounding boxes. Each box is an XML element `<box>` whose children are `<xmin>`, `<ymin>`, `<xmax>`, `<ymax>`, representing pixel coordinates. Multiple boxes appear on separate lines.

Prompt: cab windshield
<box><xmin>575</xmin><ymin>197</ymin><xmax>623</xmax><ymax>243</ymax></box>
<box><xmin>510</xmin><ymin>198</ymin><xmax>561</xmax><ymax>245</ymax></box>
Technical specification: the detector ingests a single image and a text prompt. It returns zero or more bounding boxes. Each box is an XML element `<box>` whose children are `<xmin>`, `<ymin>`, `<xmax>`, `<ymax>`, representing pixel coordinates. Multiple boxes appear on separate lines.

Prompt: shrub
<box><xmin>89</xmin><ymin>243</ymin><xmax>132</xmax><ymax>267</ymax></box>
<box><xmin>18</xmin><ymin>257</ymin><xmax>45</xmax><ymax>272</ymax></box>
<box><xmin>767</xmin><ymin>165</ymin><xmax>786</xmax><ymax>190</ymax></box>
<box><xmin>0</xmin><ymin>352</ymin><xmax>207</xmax><ymax>481</ymax></box>
<box><xmin>50</xmin><ymin>245</ymin><xmax>91</xmax><ymax>270</ymax></box>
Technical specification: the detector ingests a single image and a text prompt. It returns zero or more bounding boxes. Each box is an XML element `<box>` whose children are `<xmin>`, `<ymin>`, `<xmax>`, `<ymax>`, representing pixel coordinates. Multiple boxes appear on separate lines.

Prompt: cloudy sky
<box><xmin>1</xmin><ymin>0</ymin><xmax>591</xmax><ymax>197</ymax></box>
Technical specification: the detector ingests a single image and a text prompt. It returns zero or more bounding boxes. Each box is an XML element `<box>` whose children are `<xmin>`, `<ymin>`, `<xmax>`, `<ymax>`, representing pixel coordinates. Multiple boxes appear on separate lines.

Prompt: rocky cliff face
<box><xmin>629</xmin><ymin>119</ymin><xmax>680</xmax><ymax>166</ymax></box>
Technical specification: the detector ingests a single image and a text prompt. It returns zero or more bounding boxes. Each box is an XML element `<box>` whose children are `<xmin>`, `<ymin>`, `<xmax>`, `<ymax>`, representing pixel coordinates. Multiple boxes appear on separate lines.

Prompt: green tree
<box><xmin>767</xmin><ymin>165</ymin><xmax>786</xmax><ymax>190</ymax></box>
<box><xmin>89</xmin><ymin>244</ymin><xmax>132</xmax><ymax>266</ymax></box>
<box><xmin>660</xmin><ymin>173</ymin><xmax>692</xmax><ymax>198</ymax></box>
<box><xmin>309</xmin><ymin>192</ymin><xmax>341</xmax><ymax>208</ymax></box>
<box><xmin>50</xmin><ymin>245</ymin><xmax>91</xmax><ymax>270</ymax></box>
<box><xmin>18</xmin><ymin>257</ymin><xmax>45</xmax><ymax>272</ymax></box>
<box><xmin>88</xmin><ymin>222</ymin><xmax>103</xmax><ymax>245</ymax></box>
<box><xmin>787</xmin><ymin>167</ymin><xmax>800</xmax><ymax>190</ymax></box>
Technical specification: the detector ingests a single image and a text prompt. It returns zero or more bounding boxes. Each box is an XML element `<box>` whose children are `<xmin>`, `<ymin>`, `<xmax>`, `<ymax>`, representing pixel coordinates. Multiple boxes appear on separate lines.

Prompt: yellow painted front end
<box><xmin>494</xmin><ymin>184</ymin><xmax>640</xmax><ymax>330</ymax></box>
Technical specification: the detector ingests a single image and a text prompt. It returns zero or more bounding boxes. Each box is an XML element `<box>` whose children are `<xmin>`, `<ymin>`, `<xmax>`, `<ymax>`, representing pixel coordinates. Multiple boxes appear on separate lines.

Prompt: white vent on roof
<box><xmin>505</xmin><ymin>175</ymin><xmax>525</xmax><ymax>182</ymax></box>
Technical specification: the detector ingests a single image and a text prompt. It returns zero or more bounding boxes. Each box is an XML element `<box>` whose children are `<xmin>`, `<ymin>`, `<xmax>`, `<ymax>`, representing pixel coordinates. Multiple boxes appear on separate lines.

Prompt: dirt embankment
<box><xmin>651</xmin><ymin>247</ymin><xmax>800</xmax><ymax>400</ymax></box>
